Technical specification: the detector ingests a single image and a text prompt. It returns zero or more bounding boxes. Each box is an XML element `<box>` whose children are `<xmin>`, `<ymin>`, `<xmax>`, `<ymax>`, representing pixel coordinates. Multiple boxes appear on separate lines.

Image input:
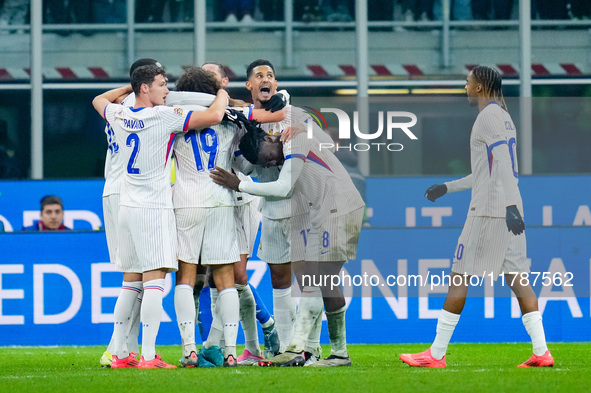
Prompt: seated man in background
<box><xmin>22</xmin><ymin>195</ymin><xmax>71</xmax><ymax>231</ymax></box>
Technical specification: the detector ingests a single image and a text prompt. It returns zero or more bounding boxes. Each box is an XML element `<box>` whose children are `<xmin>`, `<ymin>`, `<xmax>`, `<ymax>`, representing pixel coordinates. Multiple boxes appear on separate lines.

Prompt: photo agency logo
<box><xmin>303</xmin><ymin>106</ymin><xmax>418</xmax><ymax>152</ymax></box>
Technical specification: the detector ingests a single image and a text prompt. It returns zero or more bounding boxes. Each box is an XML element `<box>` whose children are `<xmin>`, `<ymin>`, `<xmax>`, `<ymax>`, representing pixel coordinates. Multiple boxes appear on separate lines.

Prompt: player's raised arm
<box><xmin>92</xmin><ymin>85</ymin><xmax>133</xmax><ymax>119</ymax></box>
<box><xmin>185</xmin><ymin>89</ymin><xmax>229</xmax><ymax>130</ymax></box>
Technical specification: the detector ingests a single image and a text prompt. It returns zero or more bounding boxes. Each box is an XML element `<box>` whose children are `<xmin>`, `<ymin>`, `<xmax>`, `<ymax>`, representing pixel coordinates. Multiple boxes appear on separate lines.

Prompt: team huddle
<box><xmin>92</xmin><ymin>58</ymin><xmax>364</xmax><ymax>368</ymax></box>
<box><xmin>92</xmin><ymin>60</ymin><xmax>553</xmax><ymax>369</ymax></box>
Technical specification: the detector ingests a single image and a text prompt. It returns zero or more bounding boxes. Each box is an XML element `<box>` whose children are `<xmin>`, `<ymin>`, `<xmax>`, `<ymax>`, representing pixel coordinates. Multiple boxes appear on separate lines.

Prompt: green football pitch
<box><xmin>1</xmin><ymin>343</ymin><xmax>589</xmax><ymax>393</ymax></box>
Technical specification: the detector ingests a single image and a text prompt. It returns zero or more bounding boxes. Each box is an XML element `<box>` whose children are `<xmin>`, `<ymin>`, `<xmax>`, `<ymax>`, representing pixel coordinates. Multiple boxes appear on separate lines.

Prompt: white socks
<box><xmin>522</xmin><ymin>311</ymin><xmax>548</xmax><ymax>356</ymax></box>
<box><xmin>289</xmin><ymin>286</ymin><xmax>323</xmax><ymax>353</ymax></box>
<box><xmin>237</xmin><ymin>284</ymin><xmax>261</xmax><ymax>355</ymax></box>
<box><xmin>126</xmin><ymin>291</ymin><xmax>142</xmax><ymax>354</ymax></box>
<box><xmin>141</xmin><ymin>279</ymin><xmax>165</xmax><ymax>361</ymax></box>
<box><xmin>174</xmin><ymin>284</ymin><xmax>197</xmax><ymax>357</ymax></box>
<box><xmin>304</xmin><ymin>308</ymin><xmax>323</xmax><ymax>357</ymax></box>
<box><xmin>204</xmin><ymin>288</ymin><xmax>224</xmax><ymax>348</ymax></box>
<box><xmin>273</xmin><ymin>287</ymin><xmax>296</xmax><ymax>353</ymax></box>
<box><xmin>325</xmin><ymin>305</ymin><xmax>348</xmax><ymax>358</ymax></box>
<box><xmin>111</xmin><ymin>281</ymin><xmax>142</xmax><ymax>358</ymax></box>
<box><xmin>218</xmin><ymin>287</ymin><xmax>239</xmax><ymax>358</ymax></box>
<box><xmin>430</xmin><ymin>309</ymin><xmax>460</xmax><ymax>360</ymax></box>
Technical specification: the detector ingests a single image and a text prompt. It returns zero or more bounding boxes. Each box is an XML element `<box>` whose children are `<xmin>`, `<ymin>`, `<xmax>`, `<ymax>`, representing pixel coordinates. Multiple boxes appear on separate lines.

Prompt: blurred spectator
<box><xmin>0</xmin><ymin>122</ymin><xmax>19</xmax><ymax>178</ymax></box>
<box><xmin>92</xmin><ymin>0</ymin><xmax>126</xmax><ymax>23</ymax></box>
<box><xmin>22</xmin><ymin>195</ymin><xmax>72</xmax><ymax>231</ymax></box>
<box><xmin>326</xmin><ymin>0</ymin><xmax>354</xmax><ymax>22</ymax></box>
<box><xmin>403</xmin><ymin>0</ymin><xmax>435</xmax><ymax>21</ymax></box>
<box><xmin>569</xmin><ymin>0</ymin><xmax>590</xmax><ymax>19</ymax></box>
<box><xmin>533</xmin><ymin>0</ymin><xmax>568</xmax><ymax>19</ymax></box>
<box><xmin>294</xmin><ymin>0</ymin><xmax>323</xmax><ymax>22</ymax></box>
<box><xmin>219</xmin><ymin>0</ymin><xmax>255</xmax><ymax>23</ymax></box>
<box><xmin>259</xmin><ymin>0</ymin><xmax>283</xmax><ymax>21</ymax></box>
<box><xmin>170</xmin><ymin>0</ymin><xmax>194</xmax><ymax>22</ymax></box>
<box><xmin>0</xmin><ymin>0</ymin><xmax>29</xmax><ymax>28</ymax></box>
<box><xmin>470</xmin><ymin>0</ymin><xmax>515</xmax><ymax>20</ymax></box>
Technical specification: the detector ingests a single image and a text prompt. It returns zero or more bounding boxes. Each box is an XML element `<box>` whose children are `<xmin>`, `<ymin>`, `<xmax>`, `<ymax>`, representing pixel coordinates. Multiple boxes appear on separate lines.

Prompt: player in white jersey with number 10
<box><xmin>401</xmin><ymin>65</ymin><xmax>553</xmax><ymax>369</ymax></box>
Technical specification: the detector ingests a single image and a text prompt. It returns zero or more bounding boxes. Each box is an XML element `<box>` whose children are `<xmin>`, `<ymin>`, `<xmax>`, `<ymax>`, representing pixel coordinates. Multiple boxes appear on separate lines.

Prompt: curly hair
<box><xmin>176</xmin><ymin>66</ymin><xmax>221</xmax><ymax>94</ymax></box>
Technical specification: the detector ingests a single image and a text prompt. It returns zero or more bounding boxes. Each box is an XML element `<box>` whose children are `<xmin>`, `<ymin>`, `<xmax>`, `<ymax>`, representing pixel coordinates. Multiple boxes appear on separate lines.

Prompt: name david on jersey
<box><xmin>123</xmin><ymin>119</ymin><xmax>145</xmax><ymax>130</ymax></box>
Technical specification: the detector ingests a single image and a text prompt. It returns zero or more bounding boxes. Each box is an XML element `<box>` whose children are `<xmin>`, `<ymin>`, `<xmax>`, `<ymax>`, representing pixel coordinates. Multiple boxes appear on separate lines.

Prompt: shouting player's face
<box><xmin>465</xmin><ymin>72</ymin><xmax>481</xmax><ymax>107</ymax></box>
<box><xmin>146</xmin><ymin>74</ymin><xmax>170</xmax><ymax>106</ymax></box>
<box><xmin>246</xmin><ymin>65</ymin><xmax>278</xmax><ymax>107</ymax></box>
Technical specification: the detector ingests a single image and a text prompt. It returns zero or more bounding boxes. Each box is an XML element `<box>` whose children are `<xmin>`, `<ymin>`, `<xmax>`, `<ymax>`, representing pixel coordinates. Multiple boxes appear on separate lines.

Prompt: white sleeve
<box><xmin>492</xmin><ymin>144</ymin><xmax>521</xmax><ymax>207</ymax></box>
<box><xmin>232</xmin><ymin>154</ymin><xmax>255</xmax><ymax>175</ymax></box>
<box><xmin>166</xmin><ymin>91</ymin><xmax>216</xmax><ymax>107</ymax></box>
<box><xmin>307</xmin><ymin>121</ymin><xmax>334</xmax><ymax>152</ymax></box>
<box><xmin>444</xmin><ymin>174</ymin><xmax>473</xmax><ymax>193</ymax></box>
<box><xmin>238</xmin><ymin>157</ymin><xmax>305</xmax><ymax>198</ymax></box>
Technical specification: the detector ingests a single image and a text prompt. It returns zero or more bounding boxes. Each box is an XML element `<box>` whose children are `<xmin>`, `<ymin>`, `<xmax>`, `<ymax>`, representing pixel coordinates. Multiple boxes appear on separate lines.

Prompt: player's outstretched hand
<box><xmin>263</xmin><ymin>92</ymin><xmax>288</xmax><ymax>112</ymax></box>
<box><xmin>210</xmin><ymin>166</ymin><xmax>241</xmax><ymax>191</ymax></box>
<box><xmin>506</xmin><ymin>205</ymin><xmax>525</xmax><ymax>235</ymax></box>
<box><xmin>425</xmin><ymin>184</ymin><xmax>447</xmax><ymax>202</ymax></box>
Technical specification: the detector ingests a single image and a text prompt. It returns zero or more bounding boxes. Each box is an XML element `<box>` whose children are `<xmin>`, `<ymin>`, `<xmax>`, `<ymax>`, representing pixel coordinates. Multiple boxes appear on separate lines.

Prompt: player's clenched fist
<box><xmin>425</xmin><ymin>184</ymin><xmax>447</xmax><ymax>202</ymax></box>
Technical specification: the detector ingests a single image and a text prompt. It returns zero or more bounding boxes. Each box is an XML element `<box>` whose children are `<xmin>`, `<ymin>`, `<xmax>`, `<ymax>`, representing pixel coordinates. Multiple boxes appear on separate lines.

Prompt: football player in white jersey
<box><xmin>92</xmin><ymin>64</ymin><xmax>229</xmax><ymax>369</ymax></box>
<box><xmin>233</xmin><ymin>59</ymin><xmax>316</xmax><ymax>357</ymax></box>
<box><xmin>400</xmin><ymin>66</ymin><xmax>552</xmax><ymax>368</ymax></box>
<box><xmin>211</xmin><ymin>120</ymin><xmax>365</xmax><ymax>367</ymax></box>
<box><xmin>100</xmin><ymin>58</ymin><xmax>163</xmax><ymax>368</ymax></box>
<box><xmin>167</xmin><ymin>66</ymin><xmax>249</xmax><ymax>367</ymax></box>
<box><xmin>202</xmin><ymin>62</ymin><xmax>282</xmax><ymax>363</ymax></box>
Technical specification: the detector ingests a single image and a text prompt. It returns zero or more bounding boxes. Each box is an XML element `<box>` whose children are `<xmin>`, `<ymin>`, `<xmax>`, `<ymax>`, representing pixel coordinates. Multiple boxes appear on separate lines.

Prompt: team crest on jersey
<box><xmin>174</xmin><ymin>107</ymin><xmax>184</xmax><ymax>116</ymax></box>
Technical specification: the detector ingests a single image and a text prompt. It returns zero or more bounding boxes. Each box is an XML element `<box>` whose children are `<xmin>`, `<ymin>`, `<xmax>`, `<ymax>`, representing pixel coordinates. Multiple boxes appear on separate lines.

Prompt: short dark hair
<box><xmin>246</xmin><ymin>59</ymin><xmax>275</xmax><ymax>79</ymax></box>
<box><xmin>40</xmin><ymin>195</ymin><xmax>63</xmax><ymax>211</ymax></box>
<box><xmin>176</xmin><ymin>66</ymin><xmax>220</xmax><ymax>95</ymax></box>
<box><xmin>130</xmin><ymin>65</ymin><xmax>167</xmax><ymax>96</ymax></box>
<box><xmin>129</xmin><ymin>58</ymin><xmax>163</xmax><ymax>77</ymax></box>
<box><xmin>202</xmin><ymin>61</ymin><xmax>228</xmax><ymax>79</ymax></box>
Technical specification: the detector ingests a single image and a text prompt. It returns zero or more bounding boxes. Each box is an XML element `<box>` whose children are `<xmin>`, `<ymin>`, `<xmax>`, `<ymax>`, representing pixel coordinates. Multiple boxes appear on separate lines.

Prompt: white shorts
<box><xmin>259</xmin><ymin>213</ymin><xmax>310</xmax><ymax>264</ymax></box>
<box><xmin>118</xmin><ymin>206</ymin><xmax>178</xmax><ymax>273</ymax></box>
<box><xmin>176</xmin><ymin>206</ymin><xmax>240</xmax><ymax>265</ymax></box>
<box><xmin>306</xmin><ymin>207</ymin><xmax>364</xmax><ymax>262</ymax></box>
<box><xmin>452</xmin><ymin>216</ymin><xmax>529</xmax><ymax>278</ymax></box>
<box><xmin>235</xmin><ymin>199</ymin><xmax>262</xmax><ymax>257</ymax></box>
<box><xmin>102</xmin><ymin>194</ymin><xmax>119</xmax><ymax>265</ymax></box>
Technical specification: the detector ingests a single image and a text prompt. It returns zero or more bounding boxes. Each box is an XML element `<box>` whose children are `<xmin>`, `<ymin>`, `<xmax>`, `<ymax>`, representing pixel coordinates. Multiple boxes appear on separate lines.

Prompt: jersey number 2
<box><xmin>126</xmin><ymin>133</ymin><xmax>140</xmax><ymax>174</ymax></box>
<box><xmin>185</xmin><ymin>128</ymin><xmax>219</xmax><ymax>171</ymax></box>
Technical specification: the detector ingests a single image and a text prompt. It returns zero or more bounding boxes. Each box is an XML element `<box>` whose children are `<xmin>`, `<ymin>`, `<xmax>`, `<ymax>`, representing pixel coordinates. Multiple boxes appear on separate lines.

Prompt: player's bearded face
<box><xmin>246</xmin><ymin>66</ymin><xmax>278</xmax><ymax>106</ymax></box>
<box><xmin>147</xmin><ymin>74</ymin><xmax>170</xmax><ymax>106</ymax></box>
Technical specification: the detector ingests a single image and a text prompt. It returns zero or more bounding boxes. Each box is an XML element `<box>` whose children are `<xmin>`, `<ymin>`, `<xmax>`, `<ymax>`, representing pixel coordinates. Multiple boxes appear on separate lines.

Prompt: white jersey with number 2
<box><xmin>104</xmin><ymin>103</ymin><xmax>192</xmax><ymax>209</ymax></box>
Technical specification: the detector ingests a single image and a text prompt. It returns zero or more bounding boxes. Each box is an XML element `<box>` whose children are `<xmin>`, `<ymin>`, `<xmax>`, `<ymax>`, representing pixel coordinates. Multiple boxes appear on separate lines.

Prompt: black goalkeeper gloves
<box><xmin>262</xmin><ymin>92</ymin><xmax>288</xmax><ymax>112</ymax></box>
<box><xmin>506</xmin><ymin>205</ymin><xmax>525</xmax><ymax>235</ymax></box>
<box><xmin>425</xmin><ymin>184</ymin><xmax>447</xmax><ymax>202</ymax></box>
<box><xmin>223</xmin><ymin>108</ymin><xmax>249</xmax><ymax>127</ymax></box>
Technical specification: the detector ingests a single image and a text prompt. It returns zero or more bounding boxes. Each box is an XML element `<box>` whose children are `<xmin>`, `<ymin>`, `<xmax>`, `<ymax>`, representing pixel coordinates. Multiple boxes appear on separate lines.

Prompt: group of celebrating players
<box><xmin>92</xmin><ymin>58</ymin><xmax>553</xmax><ymax>370</ymax></box>
<box><xmin>93</xmin><ymin>57</ymin><xmax>363</xmax><ymax>369</ymax></box>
